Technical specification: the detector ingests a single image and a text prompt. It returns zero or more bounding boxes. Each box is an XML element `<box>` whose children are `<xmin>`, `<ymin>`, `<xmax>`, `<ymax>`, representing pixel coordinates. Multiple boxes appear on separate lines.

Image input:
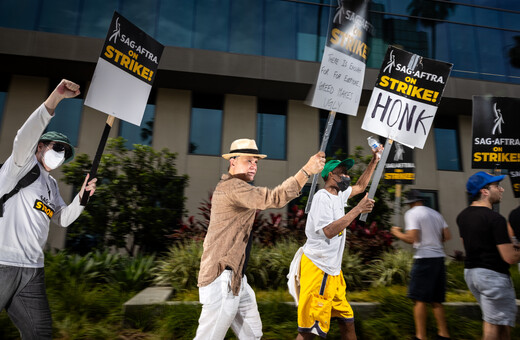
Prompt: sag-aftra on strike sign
<box><xmin>362</xmin><ymin>46</ymin><xmax>453</xmax><ymax>149</ymax></box>
<box><xmin>472</xmin><ymin>96</ymin><xmax>520</xmax><ymax>170</ymax></box>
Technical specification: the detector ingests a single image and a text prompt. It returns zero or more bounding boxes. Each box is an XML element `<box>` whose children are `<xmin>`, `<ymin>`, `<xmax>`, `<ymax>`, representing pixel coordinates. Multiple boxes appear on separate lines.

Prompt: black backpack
<box><xmin>0</xmin><ymin>163</ymin><xmax>40</xmax><ymax>217</ymax></box>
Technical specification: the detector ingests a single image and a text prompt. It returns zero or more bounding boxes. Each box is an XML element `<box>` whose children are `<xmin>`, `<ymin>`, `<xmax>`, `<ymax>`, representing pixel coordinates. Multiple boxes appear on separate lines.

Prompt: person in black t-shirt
<box><xmin>457</xmin><ymin>171</ymin><xmax>520</xmax><ymax>340</ymax></box>
<box><xmin>508</xmin><ymin>205</ymin><xmax>520</xmax><ymax>272</ymax></box>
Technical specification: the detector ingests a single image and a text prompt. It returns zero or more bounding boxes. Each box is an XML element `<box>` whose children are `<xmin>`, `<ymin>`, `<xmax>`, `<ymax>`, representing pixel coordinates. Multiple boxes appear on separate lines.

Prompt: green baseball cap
<box><xmin>39</xmin><ymin>131</ymin><xmax>75</xmax><ymax>163</ymax></box>
<box><xmin>321</xmin><ymin>159</ymin><xmax>354</xmax><ymax>180</ymax></box>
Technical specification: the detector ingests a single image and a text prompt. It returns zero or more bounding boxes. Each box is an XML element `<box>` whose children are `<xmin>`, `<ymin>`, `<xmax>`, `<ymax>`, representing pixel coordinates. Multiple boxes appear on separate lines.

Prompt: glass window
<box><xmin>157</xmin><ymin>0</ymin><xmax>195</xmax><ymax>48</ymax></box>
<box><xmin>434</xmin><ymin>116</ymin><xmax>461</xmax><ymax>171</ymax></box>
<box><xmin>256</xmin><ymin>99</ymin><xmax>287</xmax><ymax>160</ymax></box>
<box><xmin>297</xmin><ymin>2</ymin><xmax>328</xmax><ymax>62</ymax></box>
<box><xmin>476</xmin><ymin>27</ymin><xmax>507</xmax><ymax>81</ymax></box>
<box><xmin>38</xmin><ymin>0</ymin><xmax>81</xmax><ymax>35</ymax></box>
<box><xmin>120</xmin><ymin>0</ymin><xmax>159</xmax><ymax>37</ymax></box>
<box><xmin>120</xmin><ymin>104</ymin><xmax>155</xmax><ymax>149</ymax></box>
<box><xmin>319</xmin><ymin>110</ymin><xmax>348</xmax><ymax>159</ymax></box>
<box><xmin>419</xmin><ymin>189</ymin><xmax>439</xmax><ymax>212</ymax></box>
<box><xmin>78</xmin><ymin>0</ymin><xmax>119</xmax><ymax>38</ymax></box>
<box><xmin>0</xmin><ymin>91</ymin><xmax>6</xmax><ymax>129</ymax></box>
<box><xmin>264</xmin><ymin>0</ymin><xmax>296</xmax><ymax>59</ymax></box>
<box><xmin>193</xmin><ymin>0</ymin><xmax>230</xmax><ymax>52</ymax></box>
<box><xmin>229</xmin><ymin>0</ymin><xmax>263</xmax><ymax>55</ymax></box>
<box><xmin>189</xmin><ymin>93</ymin><xmax>223</xmax><ymax>156</ymax></box>
<box><xmin>46</xmin><ymin>98</ymin><xmax>83</xmax><ymax>147</ymax></box>
<box><xmin>0</xmin><ymin>0</ymin><xmax>39</xmax><ymax>30</ymax></box>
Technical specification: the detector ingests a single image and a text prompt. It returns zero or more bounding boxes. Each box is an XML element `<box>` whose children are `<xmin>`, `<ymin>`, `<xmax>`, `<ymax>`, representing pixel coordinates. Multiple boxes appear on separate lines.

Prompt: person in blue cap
<box><xmin>293</xmin><ymin>147</ymin><xmax>380</xmax><ymax>340</ymax></box>
<box><xmin>0</xmin><ymin>79</ymin><xmax>97</xmax><ymax>339</ymax></box>
<box><xmin>457</xmin><ymin>171</ymin><xmax>520</xmax><ymax>340</ymax></box>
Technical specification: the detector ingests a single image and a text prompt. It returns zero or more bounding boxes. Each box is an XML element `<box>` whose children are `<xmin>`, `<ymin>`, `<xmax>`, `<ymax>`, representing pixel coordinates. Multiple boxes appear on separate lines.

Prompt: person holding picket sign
<box><xmin>292</xmin><ymin>148</ymin><xmax>380</xmax><ymax>340</ymax></box>
<box><xmin>0</xmin><ymin>79</ymin><xmax>97</xmax><ymax>339</ymax></box>
<box><xmin>194</xmin><ymin>138</ymin><xmax>325</xmax><ymax>340</ymax></box>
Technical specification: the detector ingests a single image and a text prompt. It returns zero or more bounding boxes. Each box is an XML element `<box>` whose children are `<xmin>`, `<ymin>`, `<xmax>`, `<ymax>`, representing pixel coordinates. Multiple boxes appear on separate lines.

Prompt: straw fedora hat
<box><xmin>222</xmin><ymin>139</ymin><xmax>267</xmax><ymax>160</ymax></box>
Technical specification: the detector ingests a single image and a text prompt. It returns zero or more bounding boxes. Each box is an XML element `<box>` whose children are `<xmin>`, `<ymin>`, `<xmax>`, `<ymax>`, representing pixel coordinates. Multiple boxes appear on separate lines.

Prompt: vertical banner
<box><xmin>84</xmin><ymin>11</ymin><xmax>164</xmax><ymax>126</ymax></box>
<box><xmin>471</xmin><ymin>97</ymin><xmax>520</xmax><ymax>170</ymax></box>
<box><xmin>384</xmin><ymin>141</ymin><xmax>415</xmax><ymax>184</ymax></box>
<box><xmin>509</xmin><ymin>171</ymin><xmax>520</xmax><ymax>198</ymax></box>
<box><xmin>361</xmin><ymin>46</ymin><xmax>452</xmax><ymax>148</ymax></box>
<box><xmin>308</xmin><ymin>0</ymin><xmax>372</xmax><ymax>115</ymax></box>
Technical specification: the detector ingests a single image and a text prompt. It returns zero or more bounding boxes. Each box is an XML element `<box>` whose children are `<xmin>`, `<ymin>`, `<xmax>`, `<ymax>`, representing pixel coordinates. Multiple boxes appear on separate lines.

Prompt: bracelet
<box><xmin>301</xmin><ymin>168</ymin><xmax>310</xmax><ymax>178</ymax></box>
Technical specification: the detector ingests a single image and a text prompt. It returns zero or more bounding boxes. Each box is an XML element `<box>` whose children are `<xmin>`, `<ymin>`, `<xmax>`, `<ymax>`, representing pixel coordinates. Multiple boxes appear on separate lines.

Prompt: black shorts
<box><xmin>407</xmin><ymin>257</ymin><xmax>446</xmax><ymax>303</ymax></box>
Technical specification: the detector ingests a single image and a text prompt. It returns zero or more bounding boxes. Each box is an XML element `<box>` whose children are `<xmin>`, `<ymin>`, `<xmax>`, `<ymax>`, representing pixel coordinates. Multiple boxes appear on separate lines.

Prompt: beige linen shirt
<box><xmin>198</xmin><ymin>173</ymin><xmax>302</xmax><ymax>295</ymax></box>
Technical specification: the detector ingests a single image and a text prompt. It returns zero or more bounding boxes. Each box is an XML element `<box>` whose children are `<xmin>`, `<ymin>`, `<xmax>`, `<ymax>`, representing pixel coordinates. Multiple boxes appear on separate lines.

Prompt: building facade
<box><xmin>1</xmin><ymin>0</ymin><xmax>520</xmax><ymax>255</ymax></box>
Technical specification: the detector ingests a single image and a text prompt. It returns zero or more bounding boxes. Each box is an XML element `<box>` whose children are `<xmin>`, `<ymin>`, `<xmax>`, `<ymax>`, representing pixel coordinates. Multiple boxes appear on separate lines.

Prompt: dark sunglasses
<box><xmin>50</xmin><ymin>143</ymin><xmax>66</xmax><ymax>152</ymax></box>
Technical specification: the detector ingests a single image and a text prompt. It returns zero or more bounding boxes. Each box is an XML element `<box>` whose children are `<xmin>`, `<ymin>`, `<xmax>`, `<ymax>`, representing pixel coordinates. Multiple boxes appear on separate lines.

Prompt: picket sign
<box><xmin>81</xmin><ymin>11</ymin><xmax>164</xmax><ymax>205</ymax></box>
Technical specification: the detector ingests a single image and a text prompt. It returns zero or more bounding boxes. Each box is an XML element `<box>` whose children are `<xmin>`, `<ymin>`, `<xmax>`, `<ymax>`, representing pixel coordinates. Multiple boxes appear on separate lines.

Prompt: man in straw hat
<box><xmin>0</xmin><ymin>79</ymin><xmax>97</xmax><ymax>339</ymax></box>
<box><xmin>391</xmin><ymin>190</ymin><xmax>451</xmax><ymax>340</ymax></box>
<box><xmin>194</xmin><ymin>138</ymin><xmax>325</xmax><ymax>339</ymax></box>
<box><xmin>457</xmin><ymin>171</ymin><xmax>520</xmax><ymax>340</ymax></box>
<box><xmin>295</xmin><ymin>149</ymin><xmax>379</xmax><ymax>340</ymax></box>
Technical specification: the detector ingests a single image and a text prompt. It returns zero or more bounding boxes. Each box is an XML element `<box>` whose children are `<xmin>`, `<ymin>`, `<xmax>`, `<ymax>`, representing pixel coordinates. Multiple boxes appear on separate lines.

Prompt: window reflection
<box><xmin>0</xmin><ymin>92</ymin><xmax>6</xmax><ymax>128</ymax></box>
<box><xmin>189</xmin><ymin>93</ymin><xmax>223</xmax><ymax>156</ymax></box>
<box><xmin>0</xmin><ymin>0</ymin><xmax>519</xmax><ymax>83</ymax></box>
<box><xmin>319</xmin><ymin>110</ymin><xmax>348</xmax><ymax>159</ymax></box>
<box><xmin>257</xmin><ymin>99</ymin><xmax>287</xmax><ymax>160</ymax></box>
<box><xmin>120</xmin><ymin>104</ymin><xmax>155</xmax><ymax>149</ymax></box>
<box><xmin>434</xmin><ymin>121</ymin><xmax>461</xmax><ymax>172</ymax></box>
<box><xmin>47</xmin><ymin>98</ymin><xmax>84</xmax><ymax>147</ymax></box>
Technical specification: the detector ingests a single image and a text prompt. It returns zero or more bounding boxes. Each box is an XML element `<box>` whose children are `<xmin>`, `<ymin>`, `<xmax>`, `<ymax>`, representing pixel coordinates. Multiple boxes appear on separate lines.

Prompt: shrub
<box><xmin>341</xmin><ymin>249</ymin><xmax>370</xmax><ymax>291</ymax></box>
<box><xmin>62</xmin><ymin>137</ymin><xmax>189</xmax><ymax>256</ymax></box>
<box><xmin>346</xmin><ymin>220</ymin><xmax>394</xmax><ymax>264</ymax></box>
<box><xmin>153</xmin><ymin>240</ymin><xmax>203</xmax><ymax>293</ymax></box>
<box><xmin>366</xmin><ymin>249</ymin><xmax>413</xmax><ymax>287</ymax></box>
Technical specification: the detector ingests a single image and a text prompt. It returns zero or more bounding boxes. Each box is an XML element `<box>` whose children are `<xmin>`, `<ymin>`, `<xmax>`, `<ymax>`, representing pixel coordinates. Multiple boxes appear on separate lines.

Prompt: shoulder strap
<box><xmin>0</xmin><ymin>163</ymin><xmax>41</xmax><ymax>217</ymax></box>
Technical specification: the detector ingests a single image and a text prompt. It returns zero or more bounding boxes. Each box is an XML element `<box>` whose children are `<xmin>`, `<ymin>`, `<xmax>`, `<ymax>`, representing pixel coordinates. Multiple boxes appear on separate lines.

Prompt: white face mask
<box><xmin>43</xmin><ymin>149</ymin><xmax>65</xmax><ymax>170</ymax></box>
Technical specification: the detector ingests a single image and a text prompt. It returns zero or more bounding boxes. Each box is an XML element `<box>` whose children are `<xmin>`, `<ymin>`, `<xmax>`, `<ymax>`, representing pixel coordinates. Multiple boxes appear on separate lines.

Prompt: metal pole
<box><xmin>359</xmin><ymin>138</ymin><xmax>394</xmax><ymax>222</ymax></box>
<box><xmin>305</xmin><ymin>111</ymin><xmax>336</xmax><ymax>213</ymax></box>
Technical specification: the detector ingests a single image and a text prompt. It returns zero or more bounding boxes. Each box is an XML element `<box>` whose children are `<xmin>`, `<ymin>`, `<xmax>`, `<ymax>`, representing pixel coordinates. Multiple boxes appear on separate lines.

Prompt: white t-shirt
<box><xmin>302</xmin><ymin>187</ymin><xmax>352</xmax><ymax>275</ymax></box>
<box><xmin>405</xmin><ymin>205</ymin><xmax>448</xmax><ymax>259</ymax></box>
<box><xmin>0</xmin><ymin>104</ymin><xmax>84</xmax><ymax>268</ymax></box>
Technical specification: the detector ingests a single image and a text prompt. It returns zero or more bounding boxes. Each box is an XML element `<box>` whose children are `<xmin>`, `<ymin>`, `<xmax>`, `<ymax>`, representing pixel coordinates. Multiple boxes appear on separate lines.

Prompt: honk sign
<box><xmin>362</xmin><ymin>46</ymin><xmax>453</xmax><ymax>149</ymax></box>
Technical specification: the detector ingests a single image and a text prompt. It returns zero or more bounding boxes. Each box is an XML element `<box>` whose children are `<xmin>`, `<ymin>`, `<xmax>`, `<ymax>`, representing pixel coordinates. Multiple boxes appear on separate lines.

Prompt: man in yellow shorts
<box><xmin>296</xmin><ymin>149</ymin><xmax>380</xmax><ymax>339</ymax></box>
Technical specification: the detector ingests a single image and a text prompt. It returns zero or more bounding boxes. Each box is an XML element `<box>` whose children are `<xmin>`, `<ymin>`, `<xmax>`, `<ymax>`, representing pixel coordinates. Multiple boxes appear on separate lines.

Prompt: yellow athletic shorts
<box><xmin>297</xmin><ymin>253</ymin><xmax>354</xmax><ymax>337</ymax></box>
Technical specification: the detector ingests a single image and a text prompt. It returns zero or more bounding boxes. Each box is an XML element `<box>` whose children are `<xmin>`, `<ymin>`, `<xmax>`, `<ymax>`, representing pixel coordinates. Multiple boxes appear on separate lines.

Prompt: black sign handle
<box><xmin>80</xmin><ymin>115</ymin><xmax>115</xmax><ymax>206</ymax></box>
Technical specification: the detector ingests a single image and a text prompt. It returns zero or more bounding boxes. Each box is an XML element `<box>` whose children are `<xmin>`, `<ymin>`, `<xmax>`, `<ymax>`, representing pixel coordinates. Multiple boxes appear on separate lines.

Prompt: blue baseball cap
<box><xmin>466</xmin><ymin>171</ymin><xmax>505</xmax><ymax>196</ymax></box>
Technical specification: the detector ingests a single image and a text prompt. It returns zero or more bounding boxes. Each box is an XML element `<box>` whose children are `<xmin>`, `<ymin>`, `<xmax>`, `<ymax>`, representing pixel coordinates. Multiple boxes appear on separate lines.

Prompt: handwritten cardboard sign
<box><xmin>85</xmin><ymin>11</ymin><xmax>164</xmax><ymax>126</ymax></box>
<box><xmin>361</xmin><ymin>46</ymin><xmax>452</xmax><ymax>148</ymax></box>
<box><xmin>472</xmin><ymin>96</ymin><xmax>520</xmax><ymax>170</ymax></box>
<box><xmin>308</xmin><ymin>0</ymin><xmax>372</xmax><ymax>115</ymax></box>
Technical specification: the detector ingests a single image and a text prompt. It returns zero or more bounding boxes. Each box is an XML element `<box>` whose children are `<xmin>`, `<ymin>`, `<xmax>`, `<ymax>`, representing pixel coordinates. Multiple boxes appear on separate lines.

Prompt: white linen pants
<box><xmin>194</xmin><ymin>270</ymin><xmax>262</xmax><ymax>340</ymax></box>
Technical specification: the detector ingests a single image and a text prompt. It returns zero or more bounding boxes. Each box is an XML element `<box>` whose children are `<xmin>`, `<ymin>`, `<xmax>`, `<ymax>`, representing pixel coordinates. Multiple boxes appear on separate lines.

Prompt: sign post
<box><xmin>81</xmin><ymin>11</ymin><xmax>164</xmax><ymax>205</ymax></box>
<box><xmin>383</xmin><ymin>141</ymin><xmax>415</xmax><ymax>224</ymax></box>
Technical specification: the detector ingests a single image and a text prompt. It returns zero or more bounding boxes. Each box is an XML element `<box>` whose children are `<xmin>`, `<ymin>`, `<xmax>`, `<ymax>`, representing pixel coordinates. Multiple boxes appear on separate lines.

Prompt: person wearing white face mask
<box><xmin>0</xmin><ymin>79</ymin><xmax>97</xmax><ymax>340</ymax></box>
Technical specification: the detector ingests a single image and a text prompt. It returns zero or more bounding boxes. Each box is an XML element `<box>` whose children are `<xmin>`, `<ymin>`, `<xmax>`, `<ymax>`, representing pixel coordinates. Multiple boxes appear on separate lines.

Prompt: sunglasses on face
<box><xmin>48</xmin><ymin>143</ymin><xmax>66</xmax><ymax>152</ymax></box>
